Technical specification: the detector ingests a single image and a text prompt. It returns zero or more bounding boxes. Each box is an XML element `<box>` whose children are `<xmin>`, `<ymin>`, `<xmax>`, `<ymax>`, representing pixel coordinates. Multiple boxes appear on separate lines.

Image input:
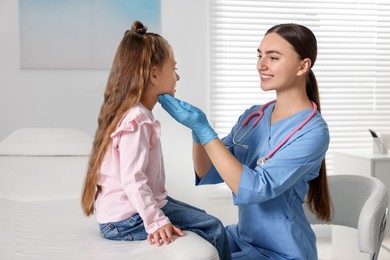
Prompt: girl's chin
<box><xmin>160</xmin><ymin>91</ymin><xmax>175</xmax><ymax>97</ymax></box>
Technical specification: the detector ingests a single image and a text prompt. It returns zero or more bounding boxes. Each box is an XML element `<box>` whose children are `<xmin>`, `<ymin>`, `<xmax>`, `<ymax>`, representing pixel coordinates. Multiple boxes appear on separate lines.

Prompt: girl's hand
<box><xmin>147</xmin><ymin>223</ymin><xmax>184</xmax><ymax>246</ymax></box>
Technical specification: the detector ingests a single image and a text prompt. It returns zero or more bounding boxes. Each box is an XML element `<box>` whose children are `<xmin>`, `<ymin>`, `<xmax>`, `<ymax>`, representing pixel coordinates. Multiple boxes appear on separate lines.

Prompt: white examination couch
<box><xmin>0</xmin><ymin>128</ymin><xmax>219</xmax><ymax>260</ymax></box>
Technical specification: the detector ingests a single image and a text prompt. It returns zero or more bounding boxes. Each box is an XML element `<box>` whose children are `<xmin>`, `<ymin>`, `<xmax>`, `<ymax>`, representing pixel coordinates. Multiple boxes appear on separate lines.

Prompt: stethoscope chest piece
<box><xmin>257</xmin><ymin>157</ymin><xmax>266</xmax><ymax>166</ymax></box>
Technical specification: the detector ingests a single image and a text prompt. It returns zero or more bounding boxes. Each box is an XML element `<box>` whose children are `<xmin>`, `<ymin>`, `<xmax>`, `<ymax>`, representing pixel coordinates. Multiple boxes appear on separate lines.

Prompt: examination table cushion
<box><xmin>0</xmin><ymin>128</ymin><xmax>219</xmax><ymax>260</ymax></box>
<box><xmin>0</xmin><ymin>198</ymin><xmax>219</xmax><ymax>260</ymax></box>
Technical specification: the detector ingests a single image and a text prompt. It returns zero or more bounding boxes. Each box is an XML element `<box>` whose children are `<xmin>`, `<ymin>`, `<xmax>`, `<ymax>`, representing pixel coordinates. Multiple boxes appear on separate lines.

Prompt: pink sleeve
<box><xmin>111</xmin><ymin>113</ymin><xmax>170</xmax><ymax>234</ymax></box>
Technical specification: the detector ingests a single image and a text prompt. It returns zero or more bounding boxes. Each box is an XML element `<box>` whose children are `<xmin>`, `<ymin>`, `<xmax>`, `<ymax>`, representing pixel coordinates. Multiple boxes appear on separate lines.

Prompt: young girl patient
<box><xmin>81</xmin><ymin>20</ymin><xmax>231</xmax><ymax>260</ymax></box>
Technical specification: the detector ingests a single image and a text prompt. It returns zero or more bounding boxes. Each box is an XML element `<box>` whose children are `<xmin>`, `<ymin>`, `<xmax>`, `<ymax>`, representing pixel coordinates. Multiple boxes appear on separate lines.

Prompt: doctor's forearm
<box><xmin>203</xmin><ymin>139</ymin><xmax>242</xmax><ymax>195</ymax></box>
<box><xmin>192</xmin><ymin>142</ymin><xmax>212</xmax><ymax>179</ymax></box>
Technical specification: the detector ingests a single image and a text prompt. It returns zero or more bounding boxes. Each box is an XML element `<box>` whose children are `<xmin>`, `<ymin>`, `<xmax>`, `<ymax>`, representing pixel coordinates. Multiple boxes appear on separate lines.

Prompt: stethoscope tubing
<box><xmin>242</xmin><ymin>100</ymin><xmax>277</xmax><ymax>127</ymax></box>
<box><xmin>229</xmin><ymin>100</ymin><xmax>318</xmax><ymax>165</ymax></box>
<box><xmin>228</xmin><ymin>100</ymin><xmax>277</xmax><ymax>148</ymax></box>
<box><xmin>264</xmin><ymin>101</ymin><xmax>317</xmax><ymax>161</ymax></box>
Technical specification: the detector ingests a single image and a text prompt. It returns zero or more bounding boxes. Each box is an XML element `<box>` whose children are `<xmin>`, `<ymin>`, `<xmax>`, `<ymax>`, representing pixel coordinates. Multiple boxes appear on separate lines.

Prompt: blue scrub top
<box><xmin>197</xmin><ymin>102</ymin><xmax>329</xmax><ymax>260</ymax></box>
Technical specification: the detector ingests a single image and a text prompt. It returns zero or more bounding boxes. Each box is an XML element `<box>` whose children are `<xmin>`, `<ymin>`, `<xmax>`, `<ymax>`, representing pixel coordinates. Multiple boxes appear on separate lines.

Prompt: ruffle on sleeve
<box><xmin>111</xmin><ymin>113</ymin><xmax>161</xmax><ymax>149</ymax></box>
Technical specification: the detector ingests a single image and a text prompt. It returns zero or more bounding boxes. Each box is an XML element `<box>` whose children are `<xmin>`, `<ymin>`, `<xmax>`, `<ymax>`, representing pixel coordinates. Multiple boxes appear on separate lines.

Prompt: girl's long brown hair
<box><xmin>81</xmin><ymin>21</ymin><xmax>171</xmax><ymax>216</ymax></box>
<box><xmin>267</xmin><ymin>24</ymin><xmax>333</xmax><ymax>222</ymax></box>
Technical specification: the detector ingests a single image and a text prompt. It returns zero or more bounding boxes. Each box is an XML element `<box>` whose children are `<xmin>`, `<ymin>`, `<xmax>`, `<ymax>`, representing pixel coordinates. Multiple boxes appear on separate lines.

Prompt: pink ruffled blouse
<box><xmin>96</xmin><ymin>103</ymin><xmax>170</xmax><ymax>234</ymax></box>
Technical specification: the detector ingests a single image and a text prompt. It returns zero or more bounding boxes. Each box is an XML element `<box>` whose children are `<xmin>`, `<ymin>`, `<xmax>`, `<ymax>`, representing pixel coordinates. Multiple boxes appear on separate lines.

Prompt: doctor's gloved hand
<box><xmin>158</xmin><ymin>94</ymin><xmax>217</xmax><ymax>145</ymax></box>
<box><xmin>192</xmin><ymin>130</ymin><xmax>201</xmax><ymax>144</ymax></box>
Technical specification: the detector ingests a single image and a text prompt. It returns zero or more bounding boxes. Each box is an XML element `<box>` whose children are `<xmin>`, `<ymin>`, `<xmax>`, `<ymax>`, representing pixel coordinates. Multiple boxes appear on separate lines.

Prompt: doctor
<box><xmin>158</xmin><ymin>23</ymin><xmax>332</xmax><ymax>259</ymax></box>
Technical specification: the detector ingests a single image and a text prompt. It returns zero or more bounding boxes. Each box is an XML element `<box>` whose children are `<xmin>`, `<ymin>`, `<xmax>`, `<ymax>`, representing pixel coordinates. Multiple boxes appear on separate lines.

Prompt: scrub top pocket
<box><xmin>260</xmin><ymin>217</ymin><xmax>306</xmax><ymax>258</ymax></box>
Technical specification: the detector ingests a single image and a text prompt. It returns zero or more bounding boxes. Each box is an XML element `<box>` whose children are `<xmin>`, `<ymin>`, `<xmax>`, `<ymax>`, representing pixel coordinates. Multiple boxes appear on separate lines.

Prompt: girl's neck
<box><xmin>140</xmin><ymin>95</ymin><xmax>157</xmax><ymax>111</ymax></box>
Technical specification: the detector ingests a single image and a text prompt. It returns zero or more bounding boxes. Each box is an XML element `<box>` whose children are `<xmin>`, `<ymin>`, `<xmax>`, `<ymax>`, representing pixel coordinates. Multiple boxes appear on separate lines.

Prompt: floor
<box><xmin>317</xmin><ymin>236</ymin><xmax>390</xmax><ymax>260</ymax></box>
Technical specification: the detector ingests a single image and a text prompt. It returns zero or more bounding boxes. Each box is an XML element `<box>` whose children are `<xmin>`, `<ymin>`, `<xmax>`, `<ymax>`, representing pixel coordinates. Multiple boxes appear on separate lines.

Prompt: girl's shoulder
<box><xmin>121</xmin><ymin>103</ymin><xmax>153</xmax><ymax>122</ymax></box>
<box><xmin>112</xmin><ymin>104</ymin><xmax>160</xmax><ymax>136</ymax></box>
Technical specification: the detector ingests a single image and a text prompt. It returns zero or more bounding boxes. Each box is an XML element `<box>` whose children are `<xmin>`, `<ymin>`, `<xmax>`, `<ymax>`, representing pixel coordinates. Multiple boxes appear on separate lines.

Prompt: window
<box><xmin>209</xmin><ymin>0</ymin><xmax>390</xmax><ymax>173</ymax></box>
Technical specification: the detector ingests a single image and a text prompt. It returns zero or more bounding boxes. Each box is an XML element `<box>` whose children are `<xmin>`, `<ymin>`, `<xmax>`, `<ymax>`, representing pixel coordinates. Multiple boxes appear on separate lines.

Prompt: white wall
<box><xmin>0</xmin><ymin>0</ymin><xmax>237</xmax><ymax>225</ymax></box>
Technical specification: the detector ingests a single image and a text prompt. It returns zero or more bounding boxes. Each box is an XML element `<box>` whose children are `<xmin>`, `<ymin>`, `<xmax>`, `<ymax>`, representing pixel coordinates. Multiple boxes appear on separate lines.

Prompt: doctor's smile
<box><xmin>260</xmin><ymin>74</ymin><xmax>273</xmax><ymax>80</ymax></box>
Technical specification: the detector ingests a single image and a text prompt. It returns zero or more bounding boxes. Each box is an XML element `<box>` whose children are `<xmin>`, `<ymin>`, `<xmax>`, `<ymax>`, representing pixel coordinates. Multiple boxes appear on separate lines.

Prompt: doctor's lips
<box><xmin>260</xmin><ymin>74</ymin><xmax>273</xmax><ymax>80</ymax></box>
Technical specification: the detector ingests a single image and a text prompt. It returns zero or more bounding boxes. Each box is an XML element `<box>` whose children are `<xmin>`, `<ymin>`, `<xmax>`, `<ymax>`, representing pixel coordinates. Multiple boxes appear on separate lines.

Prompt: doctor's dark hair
<box><xmin>266</xmin><ymin>23</ymin><xmax>333</xmax><ymax>222</ymax></box>
<box><xmin>81</xmin><ymin>21</ymin><xmax>172</xmax><ymax>216</ymax></box>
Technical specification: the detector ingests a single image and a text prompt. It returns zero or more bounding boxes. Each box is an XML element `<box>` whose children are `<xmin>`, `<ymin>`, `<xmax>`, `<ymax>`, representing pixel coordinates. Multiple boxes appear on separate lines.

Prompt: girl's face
<box><xmin>257</xmin><ymin>32</ymin><xmax>307</xmax><ymax>92</ymax></box>
<box><xmin>155</xmin><ymin>54</ymin><xmax>180</xmax><ymax>97</ymax></box>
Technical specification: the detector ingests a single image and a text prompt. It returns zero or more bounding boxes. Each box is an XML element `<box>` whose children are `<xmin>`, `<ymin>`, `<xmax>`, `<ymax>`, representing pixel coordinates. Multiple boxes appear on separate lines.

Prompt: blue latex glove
<box><xmin>192</xmin><ymin>130</ymin><xmax>200</xmax><ymax>144</ymax></box>
<box><xmin>158</xmin><ymin>94</ymin><xmax>217</xmax><ymax>145</ymax></box>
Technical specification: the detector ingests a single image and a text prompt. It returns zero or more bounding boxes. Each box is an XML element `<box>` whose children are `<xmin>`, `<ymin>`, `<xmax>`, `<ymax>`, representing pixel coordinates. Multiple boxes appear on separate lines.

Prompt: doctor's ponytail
<box><xmin>305</xmin><ymin>69</ymin><xmax>332</xmax><ymax>222</ymax></box>
<box><xmin>267</xmin><ymin>23</ymin><xmax>333</xmax><ymax>222</ymax></box>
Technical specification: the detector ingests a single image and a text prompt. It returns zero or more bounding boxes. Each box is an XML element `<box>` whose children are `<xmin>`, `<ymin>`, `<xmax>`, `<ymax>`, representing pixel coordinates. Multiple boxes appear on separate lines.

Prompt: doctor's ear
<box><xmin>297</xmin><ymin>58</ymin><xmax>312</xmax><ymax>76</ymax></box>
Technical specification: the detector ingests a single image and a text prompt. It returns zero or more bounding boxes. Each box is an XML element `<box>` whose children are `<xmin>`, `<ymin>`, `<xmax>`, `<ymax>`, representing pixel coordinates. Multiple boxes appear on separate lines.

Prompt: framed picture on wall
<box><xmin>18</xmin><ymin>0</ymin><xmax>161</xmax><ymax>69</ymax></box>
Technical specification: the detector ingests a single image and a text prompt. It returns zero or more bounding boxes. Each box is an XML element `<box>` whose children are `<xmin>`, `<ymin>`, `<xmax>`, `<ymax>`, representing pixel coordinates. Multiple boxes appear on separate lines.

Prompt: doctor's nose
<box><xmin>257</xmin><ymin>59</ymin><xmax>267</xmax><ymax>71</ymax></box>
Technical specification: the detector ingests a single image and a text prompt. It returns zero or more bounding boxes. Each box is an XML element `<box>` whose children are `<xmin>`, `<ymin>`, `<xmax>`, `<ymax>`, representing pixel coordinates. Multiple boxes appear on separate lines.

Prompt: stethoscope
<box><xmin>228</xmin><ymin>100</ymin><xmax>318</xmax><ymax>166</ymax></box>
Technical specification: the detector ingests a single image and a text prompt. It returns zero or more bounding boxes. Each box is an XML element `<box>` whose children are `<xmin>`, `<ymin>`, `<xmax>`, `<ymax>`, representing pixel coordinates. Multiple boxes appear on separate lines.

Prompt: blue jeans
<box><xmin>99</xmin><ymin>196</ymin><xmax>231</xmax><ymax>260</ymax></box>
